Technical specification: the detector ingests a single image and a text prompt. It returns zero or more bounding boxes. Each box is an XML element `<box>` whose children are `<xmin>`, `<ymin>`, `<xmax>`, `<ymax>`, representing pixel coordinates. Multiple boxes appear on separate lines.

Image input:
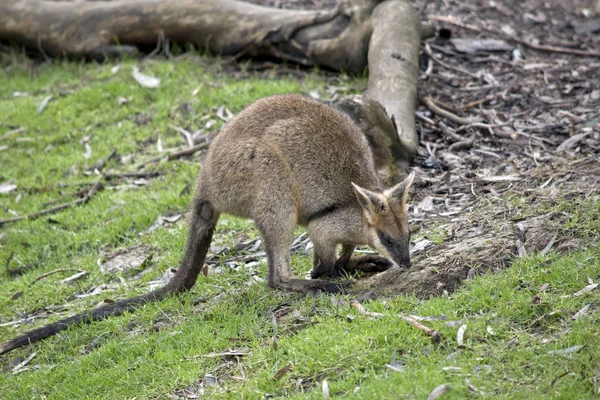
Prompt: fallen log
<box><xmin>0</xmin><ymin>0</ymin><xmax>380</xmax><ymax>73</ymax></box>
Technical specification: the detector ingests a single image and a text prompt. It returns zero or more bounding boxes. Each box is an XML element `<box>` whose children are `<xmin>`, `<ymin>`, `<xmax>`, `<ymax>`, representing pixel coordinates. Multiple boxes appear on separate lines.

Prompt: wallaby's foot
<box><xmin>307</xmin><ymin>279</ymin><xmax>351</xmax><ymax>295</ymax></box>
<box><xmin>273</xmin><ymin>278</ymin><xmax>350</xmax><ymax>294</ymax></box>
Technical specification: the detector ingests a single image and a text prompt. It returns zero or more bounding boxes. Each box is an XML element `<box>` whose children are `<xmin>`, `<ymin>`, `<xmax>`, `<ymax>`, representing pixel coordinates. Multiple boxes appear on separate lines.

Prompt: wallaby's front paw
<box><xmin>310</xmin><ymin>263</ymin><xmax>334</xmax><ymax>279</ymax></box>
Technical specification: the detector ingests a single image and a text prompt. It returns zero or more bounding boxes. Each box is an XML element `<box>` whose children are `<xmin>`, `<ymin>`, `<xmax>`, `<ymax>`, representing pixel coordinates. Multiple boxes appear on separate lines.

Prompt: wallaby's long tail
<box><xmin>0</xmin><ymin>199</ymin><xmax>218</xmax><ymax>355</ymax></box>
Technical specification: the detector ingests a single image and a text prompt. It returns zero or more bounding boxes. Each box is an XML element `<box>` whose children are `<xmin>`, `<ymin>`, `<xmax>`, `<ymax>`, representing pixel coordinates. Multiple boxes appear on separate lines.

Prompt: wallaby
<box><xmin>0</xmin><ymin>94</ymin><xmax>415</xmax><ymax>355</ymax></box>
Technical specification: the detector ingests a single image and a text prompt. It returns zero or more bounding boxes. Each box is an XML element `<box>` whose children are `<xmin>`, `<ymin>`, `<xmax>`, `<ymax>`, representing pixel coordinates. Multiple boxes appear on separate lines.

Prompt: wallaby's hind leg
<box><xmin>256</xmin><ymin>215</ymin><xmax>345</xmax><ymax>294</ymax></box>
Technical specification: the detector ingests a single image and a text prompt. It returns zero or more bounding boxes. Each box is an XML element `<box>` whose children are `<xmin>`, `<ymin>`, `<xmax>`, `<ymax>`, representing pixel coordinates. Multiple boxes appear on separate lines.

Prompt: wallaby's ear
<box><xmin>386</xmin><ymin>171</ymin><xmax>415</xmax><ymax>205</ymax></box>
<box><xmin>351</xmin><ymin>182</ymin><xmax>386</xmax><ymax>219</ymax></box>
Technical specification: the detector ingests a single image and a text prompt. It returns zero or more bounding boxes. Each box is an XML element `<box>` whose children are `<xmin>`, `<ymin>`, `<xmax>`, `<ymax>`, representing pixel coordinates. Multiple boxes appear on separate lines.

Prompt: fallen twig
<box><xmin>351</xmin><ymin>300</ymin><xmax>441</xmax><ymax>342</ymax></box>
<box><xmin>448</xmin><ymin>140</ymin><xmax>473</xmax><ymax>152</ymax></box>
<box><xmin>423</xmin><ymin>42</ymin><xmax>481</xmax><ymax>80</ymax></box>
<box><xmin>140</xmin><ymin>142</ymin><xmax>210</xmax><ymax>166</ymax></box>
<box><xmin>460</xmin><ymin>94</ymin><xmax>496</xmax><ymax>109</ymax></box>
<box><xmin>422</xmin><ymin>97</ymin><xmax>473</xmax><ymax>125</ymax></box>
<box><xmin>438</xmin><ymin>121</ymin><xmax>464</xmax><ymax>142</ymax></box>
<box><xmin>104</xmin><ymin>171</ymin><xmax>161</xmax><ymax>181</ymax></box>
<box><xmin>30</xmin><ymin>268</ymin><xmax>83</xmax><ymax>286</ymax></box>
<box><xmin>454</xmin><ymin>121</ymin><xmax>512</xmax><ymax>134</ymax></box>
<box><xmin>0</xmin><ymin>179</ymin><xmax>104</xmax><ymax>226</ymax></box>
<box><xmin>11</xmin><ymin>351</ymin><xmax>37</xmax><ymax>374</ymax></box>
<box><xmin>428</xmin><ymin>15</ymin><xmax>600</xmax><ymax>58</ymax></box>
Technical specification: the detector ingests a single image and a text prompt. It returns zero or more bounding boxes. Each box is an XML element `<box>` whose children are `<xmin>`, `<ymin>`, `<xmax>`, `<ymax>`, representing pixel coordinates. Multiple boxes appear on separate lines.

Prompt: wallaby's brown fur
<box><xmin>0</xmin><ymin>94</ymin><xmax>414</xmax><ymax>355</ymax></box>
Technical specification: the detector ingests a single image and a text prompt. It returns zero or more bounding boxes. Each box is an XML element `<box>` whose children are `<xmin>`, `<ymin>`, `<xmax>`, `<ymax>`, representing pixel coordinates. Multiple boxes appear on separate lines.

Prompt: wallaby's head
<box><xmin>351</xmin><ymin>171</ymin><xmax>416</xmax><ymax>268</ymax></box>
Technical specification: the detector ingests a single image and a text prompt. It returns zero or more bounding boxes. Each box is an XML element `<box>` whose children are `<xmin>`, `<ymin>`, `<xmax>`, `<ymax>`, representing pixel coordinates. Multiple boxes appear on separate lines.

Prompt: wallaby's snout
<box><xmin>352</xmin><ymin>171</ymin><xmax>415</xmax><ymax>269</ymax></box>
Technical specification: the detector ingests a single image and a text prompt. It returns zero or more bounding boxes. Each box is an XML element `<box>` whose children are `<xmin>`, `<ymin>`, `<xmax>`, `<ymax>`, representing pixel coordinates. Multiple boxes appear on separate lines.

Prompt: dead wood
<box><xmin>0</xmin><ymin>0</ymin><xmax>380</xmax><ymax>73</ymax></box>
<box><xmin>366</xmin><ymin>0</ymin><xmax>422</xmax><ymax>175</ymax></box>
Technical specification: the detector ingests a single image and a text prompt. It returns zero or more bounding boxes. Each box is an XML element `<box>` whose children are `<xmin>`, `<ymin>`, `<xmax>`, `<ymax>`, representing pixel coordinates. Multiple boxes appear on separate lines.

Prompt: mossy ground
<box><xmin>0</xmin><ymin>55</ymin><xmax>599</xmax><ymax>399</ymax></box>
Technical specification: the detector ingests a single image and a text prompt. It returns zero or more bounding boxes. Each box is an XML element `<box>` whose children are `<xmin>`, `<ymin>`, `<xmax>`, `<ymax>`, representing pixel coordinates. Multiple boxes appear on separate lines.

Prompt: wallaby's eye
<box><xmin>379</xmin><ymin>232</ymin><xmax>393</xmax><ymax>246</ymax></box>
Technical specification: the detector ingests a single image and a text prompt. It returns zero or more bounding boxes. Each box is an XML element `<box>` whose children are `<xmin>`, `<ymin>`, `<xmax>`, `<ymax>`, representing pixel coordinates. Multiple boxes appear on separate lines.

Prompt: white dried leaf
<box><xmin>83</xmin><ymin>143</ymin><xmax>92</xmax><ymax>159</ymax></box>
<box><xmin>572</xmin><ymin>304</ymin><xmax>591</xmax><ymax>320</ymax></box>
<box><xmin>132</xmin><ymin>67</ymin><xmax>161</xmax><ymax>88</ymax></box>
<box><xmin>457</xmin><ymin>324</ymin><xmax>467</xmax><ymax>346</ymax></box>
<box><xmin>573</xmin><ymin>281</ymin><xmax>598</xmax><ymax>297</ymax></box>
<box><xmin>216</xmin><ymin>105</ymin><xmax>233</xmax><ymax>122</ymax></box>
<box><xmin>322</xmin><ymin>379</ymin><xmax>329</xmax><ymax>398</ymax></box>
<box><xmin>480</xmin><ymin>175</ymin><xmax>522</xmax><ymax>182</ymax></box>
<box><xmin>450</xmin><ymin>38</ymin><xmax>513</xmax><ymax>53</ymax></box>
<box><xmin>427</xmin><ymin>383</ymin><xmax>452</xmax><ymax>400</ymax></box>
<box><xmin>0</xmin><ymin>182</ymin><xmax>17</xmax><ymax>194</ymax></box>
<box><xmin>37</xmin><ymin>96</ymin><xmax>53</xmax><ymax>114</ymax></box>
<box><xmin>548</xmin><ymin>345</ymin><xmax>585</xmax><ymax>355</ymax></box>
<box><xmin>59</xmin><ymin>270</ymin><xmax>88</xmax><ymax>284</ymax></box>
<box><xmin>417</xmin><ymin>196</ymin><xmax>434</xmax><ymax>212</ymax></box>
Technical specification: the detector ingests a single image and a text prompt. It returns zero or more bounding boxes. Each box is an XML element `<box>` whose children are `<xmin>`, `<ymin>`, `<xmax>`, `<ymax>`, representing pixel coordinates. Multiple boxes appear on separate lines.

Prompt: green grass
<box><xmin>1</xmin><ymin>55</ymin><xmax>599</xmax><ymax>399</ymax></box>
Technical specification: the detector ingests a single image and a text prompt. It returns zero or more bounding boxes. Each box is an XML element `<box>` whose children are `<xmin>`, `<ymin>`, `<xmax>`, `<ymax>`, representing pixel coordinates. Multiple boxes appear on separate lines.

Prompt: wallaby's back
<box><xmin>199</xmin><ymin>94</ymin><xmax>381</xmax><ymax>224</ymax></box>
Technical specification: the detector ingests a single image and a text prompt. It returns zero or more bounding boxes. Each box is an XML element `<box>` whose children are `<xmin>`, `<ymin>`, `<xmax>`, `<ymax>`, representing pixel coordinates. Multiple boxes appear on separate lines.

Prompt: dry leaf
<box><xmin>548</xmin><ymin>345</ymin><xmax>585</xmax><ymax>355</ymax></box>
<box><xmin>480</xmin><ymin>175</ymin><xmax>522</xmax><ymax>182</ymax></box>
<box><xmin>450</xmin><ymin>38</ymin><xmax>513</xmax><ymax>53</ymax></box>
<box><xmin>216</xmin><ymin>105</ymin><xmax>233</xmax><ymax>122</ymax></box>
<box><xmin>203</xmin><ymin>374</ymin><xmax>218</xmax><ymax>387</ymax></box>
<box><xmin>556</xmin><ymin>133</ymin><xmax>590</xmax><ymax>152</ymax></box>
<box><xmin>572</xmin><ymin>304</ymin><xmax>591</xmax><ymax>320</ymax></box>
<box><xmin>37</xmin><ymin>96</ymin><xmax>53</xmax><ymax>114</ymax></box>
<box><xmin>59</xmin><ymin>270</ymin><xmax>88</xmax><ymax>284</ymax></box>
<box><xmin>132</xmin><ymin>67</ymin><xmax>161</xmax><ymax>88</ymax></box>
<box><xmin>83</xmin><ymin>143</ymin><xmax>92</xmax><ymax>159</ymax></box>
<box><xmin>0</xmin><ymin>182</ymin><xmax>17</xmax><ymax>194</ymax></box>
<box><xmin>273</xmin><ymin>365</ymin><xmax>293</xmax><ymax>380</ymax></box>
<box><xmin>427</xmin><ymin>383</ymin><xmax>452</xmax><ymax>400</ymax></box>
<box><xmin>322</xmin><ymin>379</ymin><xmax>329</xmax><ymax>398</ymax></box>
<box><xmin>457</xmin><ymin>324</ymin><xmax>467</xmax><ymax>346</ymax></box>
<box><xmin>573</xmin><ymin>280</ymin><xmax>598</xmax><ymax>297</ymax></box>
